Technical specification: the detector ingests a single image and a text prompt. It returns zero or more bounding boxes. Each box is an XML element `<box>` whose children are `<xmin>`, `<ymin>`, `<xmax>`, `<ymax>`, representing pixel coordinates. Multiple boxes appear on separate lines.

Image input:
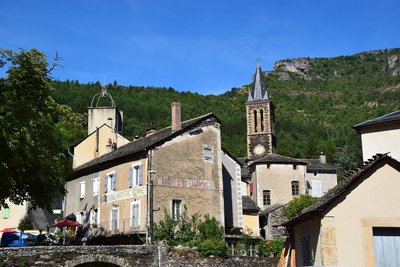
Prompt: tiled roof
<box><xmin>302</xmin><ymin>159</ymin><xmax>337</xmax><ymax>173</ymax></box>
<box><xmin>283</xmin><ymin>153</ymin><xmax>399</xmax><ymax>227</ymax></box>
<box><xmin>353</xmin><ymin>110</ymin><xmax>400</xmax><ymax>131</ymax></box>
<box><xmin>242</xmin><ymin>196</ymin><xmax>260</xmax><ymax>213</ymax></box>
<box><xmin>71</xmin><ymin>113</ymin><xmax>220</xmax><ymax>179</ymax></box>
<box><xmin>251</xmin><ymin>153</ymin><xmax>308</xmax><ymax>165</ymax></box>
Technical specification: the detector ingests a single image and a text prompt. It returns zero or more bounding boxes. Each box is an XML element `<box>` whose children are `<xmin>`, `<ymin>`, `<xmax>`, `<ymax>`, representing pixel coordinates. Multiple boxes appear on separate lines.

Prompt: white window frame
<box><xmin>90</xmin><ymin>209</ymin><xmax>98</xmax><ymax>226</ymax></box>
<box><xmin>203</xmin><ymin>145</ymin><xmax>213</xmax><ymax>162</ymax></box>
<box><xmin>93</xmin><ymin>177</ymin><xmax>100</xmax><ymax>196</ymax></box>
<box><xmin>130</xmin><ymin>163</ymin><xmax>143</xmax><ymax>187</ymax></box>
<box><xmin>130</xmin><ymin>200</ymin><xmax>141</xmax><ymax>229</ymax></box>
<box><xmin>80</xmin><ymin>181</ymin><xmax>86</xmax><ymax>199</ymax></box>
<box><xmin>110</xmin><ymin>207</ymin><xmax>119</xmax><ymax>231</ymax></box>
<box><xmin>106</xmin><ymin>170</ymin><xmax>116</xmax><ymax>192</ymax></box>
<box><xmin>172</xmin><ymin>199</ymin><xmax>182</xmax><ymax>220</ymax></box>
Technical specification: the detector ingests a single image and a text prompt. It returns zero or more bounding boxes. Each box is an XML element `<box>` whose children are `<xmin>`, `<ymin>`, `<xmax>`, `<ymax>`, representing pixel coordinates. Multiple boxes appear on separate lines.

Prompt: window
<box><xmin>111</xmin><ymin>207</ymin><xmax>119</xmax><ymax>232</ymax></box>
<box><xmin>263</xmin><ymin>190</ymin><xmax>271</xmax><ymax>206</ymax></box>
<box><xmin>90</xmin><ymin>209</ymin><xmax>98</xmax><ymax>226</ymax></box>
<box><xmin>203</xmin><ymin>146</ymin><xmax>213</xmax><ymax>161</ymax></box>
<box><xmin>80</xmin><ymin>181</ymin><xmax>86</xmax><ymax>199</ymax></box>
<box><xmin>131</xmin><ymin>202</ymin><xmax>140</xmax><ymax>228</ymax></box>
<box><xmin>291</xmin><ymin>181</ymin><xmax>299</xmax><ymax>195</ymax></box>
<box><xmin>311</xmin><ymin>180</ymin><xmax>322</xmax><ymax>197</ymax></box>
<box><xmin>172</xmin><ymin>199</ymin><xmax>182</xmax><ymax>220</ymax></box>
<box><xmin>129</xmin><ymin>165</ymin><xmax>143</xmax><ymax>188</ymax></box>
<box><xmin>104</xmin><ymin>172</ymin><xmax>116</xmax><ymax>193</ymax></box>
<box><xmin>253</xmin><ymin>110</ymin><xmax>258</xmax><ymax>133</ymax></box>
<box><xmin>2</xmin><ymin>207</ymin><xmax>10</xmax><ymax>219</ymax></box>
<box><xmin>260</xmin><ymin>109</ymin><xmax>264</xmax><ymax>132</ymax></box>
<box><xmin>93</xmin><ymin>178</ymin><xmax>99</xmax><ymax>195</ymax></box>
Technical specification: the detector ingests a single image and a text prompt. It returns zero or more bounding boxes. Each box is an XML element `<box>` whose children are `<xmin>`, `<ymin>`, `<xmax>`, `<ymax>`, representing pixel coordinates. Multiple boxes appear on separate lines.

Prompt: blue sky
<box><xmin>1</xmin><ymin>0</ymin><xmax>400</xmax><ymax>95</ymax></box>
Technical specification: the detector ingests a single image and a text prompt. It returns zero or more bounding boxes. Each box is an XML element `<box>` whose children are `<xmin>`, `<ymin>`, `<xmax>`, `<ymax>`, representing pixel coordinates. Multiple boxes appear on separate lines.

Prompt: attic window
<box><xmin>203</xmin><ymin>146</ymin><xmax>213</xmax><ymax>162</ymax></box>
<box><xmin>314</xmin><ymin>171</ymin><xmax>318</xmax><ymax>176</ymax></box>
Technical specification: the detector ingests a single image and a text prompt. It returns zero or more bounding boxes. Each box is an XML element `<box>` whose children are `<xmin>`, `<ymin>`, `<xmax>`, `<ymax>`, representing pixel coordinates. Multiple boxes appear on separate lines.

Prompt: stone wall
<box><xmin>0</xmin><ymin>245</ymin><xmax>279</xmax><ymax>267</ymax></box>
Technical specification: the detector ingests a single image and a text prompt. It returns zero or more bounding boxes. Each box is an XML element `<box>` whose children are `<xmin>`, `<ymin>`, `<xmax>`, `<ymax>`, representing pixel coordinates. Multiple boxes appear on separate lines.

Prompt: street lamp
<box><xmin>148</xmin><ymin>170</ymin><xmax>156</xmax><ymax>244</ymax></box>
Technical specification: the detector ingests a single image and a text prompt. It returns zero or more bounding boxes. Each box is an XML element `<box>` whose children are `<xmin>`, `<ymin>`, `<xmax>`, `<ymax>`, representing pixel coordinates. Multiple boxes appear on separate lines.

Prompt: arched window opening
<box><xmin>253</xmin><ymin>110</ymin><xmax>258</xmax><ymax>133</ymax></box>
<box><xmin>260</xmin><ymin>109</ymin><xmax>264</xmax><ymax>132</ymax></box>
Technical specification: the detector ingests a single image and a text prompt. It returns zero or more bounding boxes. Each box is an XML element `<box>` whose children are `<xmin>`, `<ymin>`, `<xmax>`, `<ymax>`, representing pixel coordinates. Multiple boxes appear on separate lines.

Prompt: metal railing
<box><xmin>97</xmin><ymin>218</ymin><xmax>143</xmax><ymax>236</ymax></box>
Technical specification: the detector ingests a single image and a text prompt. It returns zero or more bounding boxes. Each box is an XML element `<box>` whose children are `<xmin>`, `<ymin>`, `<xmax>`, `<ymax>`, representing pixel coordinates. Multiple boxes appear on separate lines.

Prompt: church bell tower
<box><xmin>246</xmin><ymin>63</ymin><xmax>276</xmax><ymax>159</ymax></box>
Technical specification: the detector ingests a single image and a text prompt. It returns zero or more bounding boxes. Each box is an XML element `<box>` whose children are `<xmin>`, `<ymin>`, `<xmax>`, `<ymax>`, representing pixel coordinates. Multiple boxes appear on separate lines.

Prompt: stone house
<box><xmin>283</xmin><ymin>154</ymin><xmax>400</xmax><ymax>267</ymax></box>
<box><xmin>66</xmin><ymin>101</ymin><xmax>226</xmax><ymax>240</ymax></box>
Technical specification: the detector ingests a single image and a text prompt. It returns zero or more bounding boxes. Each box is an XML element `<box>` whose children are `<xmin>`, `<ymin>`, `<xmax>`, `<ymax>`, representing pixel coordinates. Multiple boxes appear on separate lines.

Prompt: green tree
<box><xmin>0</xmin><ymin>49</ymin><xmax>72</xmax><ymax>210</ymax></box>
<box><xmin>282</xmin><ymin>195</ymin><xmax>319</xmax><ymax>220</ymax></box>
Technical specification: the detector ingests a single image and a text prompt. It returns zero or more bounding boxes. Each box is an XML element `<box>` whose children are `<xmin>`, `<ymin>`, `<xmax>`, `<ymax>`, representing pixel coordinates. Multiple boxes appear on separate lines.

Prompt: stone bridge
<box><xmin>0</xmin><ymin>245</ymin><xmax>279</xmax><ymax>267</ymax></box>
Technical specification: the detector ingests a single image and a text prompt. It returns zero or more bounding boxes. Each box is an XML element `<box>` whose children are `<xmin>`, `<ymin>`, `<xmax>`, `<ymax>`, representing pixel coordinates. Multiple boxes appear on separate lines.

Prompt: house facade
<box><xmin>65</xmin><ymin>101</ymin><xmax>225</xmax><ymax>240</ymax></box>
<box><xmin>284</xmin><ymin>154</ymin><xmax>400</xmax><ymax>267</ymax></box>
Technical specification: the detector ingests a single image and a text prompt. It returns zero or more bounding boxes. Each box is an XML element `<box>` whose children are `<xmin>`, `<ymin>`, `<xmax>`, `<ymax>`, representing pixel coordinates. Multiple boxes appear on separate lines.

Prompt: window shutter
<box><xmin>104</xmin><ymin>175</ymin><xmax>108</xmax><ymax>193</ymax></box>
<box><xmin>138</xmin><ymin>166</ymin><xmax>143</xmax><ymax>186</ymax></box>
<box><xmin>129</xmin><ymin>167</ymin><xmax>133</xmax><ymax>188</ymax></box>
<box><xmin>112</xmin><ymin>173</ymin><xmax>117</xmax><ymax>191</ymax></box>
<box><xmin>80</xmin><ymin>182</ymin><xmax>86</xmax><ymax>199</ymax></box>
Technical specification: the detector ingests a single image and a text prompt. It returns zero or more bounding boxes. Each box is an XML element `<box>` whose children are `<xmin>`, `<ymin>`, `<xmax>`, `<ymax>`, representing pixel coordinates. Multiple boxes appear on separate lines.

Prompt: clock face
<box><xmin>253</xmin><ymin>144</ymin><xmax>266</xmax><ymax>155</ymax></box>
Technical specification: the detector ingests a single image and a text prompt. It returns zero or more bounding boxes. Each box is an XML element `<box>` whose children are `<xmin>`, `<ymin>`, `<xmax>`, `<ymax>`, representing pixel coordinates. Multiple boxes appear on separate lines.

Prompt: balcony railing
<box><xmin>95</xmin><ymin>218</ymin><xmax>143</xmax><ymax>236</ymax></box>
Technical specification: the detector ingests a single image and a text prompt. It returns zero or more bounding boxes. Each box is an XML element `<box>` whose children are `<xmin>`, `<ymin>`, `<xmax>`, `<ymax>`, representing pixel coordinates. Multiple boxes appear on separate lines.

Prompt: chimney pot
<box><xmin>171</xmin><ymin>102</ymin><xmax>181</xmax><ymax>131</ymax></box>
<box><xmin>320</xmin><ymin>152</ymin><xmax>326</xmax><ymax>164</ymax></box>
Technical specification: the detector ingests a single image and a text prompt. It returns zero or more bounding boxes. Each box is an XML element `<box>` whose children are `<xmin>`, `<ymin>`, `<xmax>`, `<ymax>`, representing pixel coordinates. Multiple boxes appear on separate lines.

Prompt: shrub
<box><xmin>18</xmin><ymin>215</ymin><xmax>33</xmax><ymax>231</ymax></box>
<box><xmin>198</xmin><ymin>238</ymin><xmax>227</xmax><ymax>257</ymax></box>
<box><xmin>197</xmin><ymin>215</ymin><xmax>224</xmax><ymax>240</ymax></box>
<box><xmin>256</xmin><ymin>238</ymin><xmax>285</xmax><ymax>257</ymax></box>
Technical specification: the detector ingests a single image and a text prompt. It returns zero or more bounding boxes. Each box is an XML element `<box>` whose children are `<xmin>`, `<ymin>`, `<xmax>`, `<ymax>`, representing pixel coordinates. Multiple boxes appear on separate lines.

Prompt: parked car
<box><xmin>0</xmin><ymin>232</ymin><xmax>36</xmax><ymax>247</ymax></box>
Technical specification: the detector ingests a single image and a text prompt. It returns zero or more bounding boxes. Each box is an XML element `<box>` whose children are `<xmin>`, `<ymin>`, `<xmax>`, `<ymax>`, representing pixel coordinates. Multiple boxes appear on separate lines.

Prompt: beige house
<box><xmin>67</xmin><ymin>102</ymin><xmax>225</xmax><ymax>240</ymax></box>
<box><xmin>283</xmin><ymin>154</ymin><xmax>400</xmax><ymax>267</ymax></box>
<box><xmin>353</xmin><ymin>110</ymin><xmax>400</xmax><ymax>161</ymax></box>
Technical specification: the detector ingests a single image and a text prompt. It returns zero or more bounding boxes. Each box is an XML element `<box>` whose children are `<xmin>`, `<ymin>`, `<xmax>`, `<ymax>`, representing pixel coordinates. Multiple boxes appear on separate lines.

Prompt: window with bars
<box><xmin>292</xmin><ymin>181</ymin><xmax>299</xmax><ymax>195</ymax></box>
<box><xmin>263</xmin><ymin>190</ymin><xmax>271</xmax><ymax>206</ymax></box>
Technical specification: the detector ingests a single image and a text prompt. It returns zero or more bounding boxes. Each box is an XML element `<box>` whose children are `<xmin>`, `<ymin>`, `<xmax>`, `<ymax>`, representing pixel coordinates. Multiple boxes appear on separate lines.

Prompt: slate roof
<box><xmin>71</xmin><ymin>113</ymin><xmax>220</xmax><ymax>179</ymax></box>
<box><xmin>283</xmin><ymin>153</ymin><xmax>400</xmax><ymax>227</ymax></box>
<box><xmin>251</xmin><ymin>153</ymin><xmax>308</xmax><ymax>166</ymax></box>
<box><xmin>301</xmin><ymin>159</ymin><xmax>337</xmax><ymax>173</ymax></box>
<box><xmin>242</xmin><ymin>196</ymin><xmax>260</xmax><ymax>213</ymax></box>
<box><xmin>247</xmin><ymin>64</ymin><xmax>270</xmax><ymax>102</ymax></box>
<box><xmin>237</xmin><ymin>157</ymin><xmax>251</xmax><ymax>179</ymax></box>
<box><xmin>353</xmin><ymin>110</ymin><xmax>400</xmax><ymax>131</ymax></box>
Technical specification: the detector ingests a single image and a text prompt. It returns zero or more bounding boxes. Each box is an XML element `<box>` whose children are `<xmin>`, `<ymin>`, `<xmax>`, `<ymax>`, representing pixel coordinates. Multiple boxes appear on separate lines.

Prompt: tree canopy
<box><xmin>0</xmin><ymin>49</ymin><xmax>85</xmax><ymax>210</ymax></box>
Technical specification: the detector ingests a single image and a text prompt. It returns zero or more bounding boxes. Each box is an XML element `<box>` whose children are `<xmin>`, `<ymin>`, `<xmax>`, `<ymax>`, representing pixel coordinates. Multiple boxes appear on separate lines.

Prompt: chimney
<box><xmin>319</xmin><ymin>152</ymin><xmax>326</xmax><ymax>164</ymax></box>
<box><xmin>146</xmin><ymin>122</ymin><xmax>156</xmax><ymax>137</ymax></box>
<box><xmin>171</xmin><ymin>102</ymin><xmax>181</xmax><ymax>131</ymax></box>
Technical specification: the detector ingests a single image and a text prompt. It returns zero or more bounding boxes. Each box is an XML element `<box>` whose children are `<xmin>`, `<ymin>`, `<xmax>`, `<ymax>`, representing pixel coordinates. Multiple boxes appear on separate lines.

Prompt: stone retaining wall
<box><xmin>0</xmin><ymin>245</ymin><xmax>279</xmax><ymax>267</ymax></box>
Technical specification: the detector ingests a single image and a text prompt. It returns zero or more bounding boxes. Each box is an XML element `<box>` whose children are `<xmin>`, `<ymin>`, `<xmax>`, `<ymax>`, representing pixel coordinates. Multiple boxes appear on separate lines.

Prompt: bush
<box><xmin>197</xmin><ymin>215</ymin><xmax>224</xmax><ymax>240</ymax></box>
<box><xmin>282</xmin><ymin>195</ymin><xmax>319</xmax><ymax>220</ymax></box>
<box><xmin>18</xmin><ymin>215</ymin><xmax>33</xmax><ymax>231</ymax></box>
<box><xmin>198</xmin><ymin>238</ymin><xmax>227</xmax><ymax>257</ymax></box>
<box><xmin>256</xmin><ymin>239</ymin><xmax>285</xmax><ymax>257</ymax></box>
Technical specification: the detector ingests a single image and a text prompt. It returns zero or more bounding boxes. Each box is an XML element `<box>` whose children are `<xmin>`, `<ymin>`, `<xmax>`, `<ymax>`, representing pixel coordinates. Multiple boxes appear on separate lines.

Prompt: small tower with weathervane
<box><xmin>246</xmin><ymin>63</ymin><xmax>276</xmax><ymax>159</ymax></box>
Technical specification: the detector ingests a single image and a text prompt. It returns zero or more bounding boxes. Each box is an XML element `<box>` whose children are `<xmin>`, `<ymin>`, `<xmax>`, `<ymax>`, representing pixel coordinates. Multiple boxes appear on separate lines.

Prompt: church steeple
<box><xmin>246</xmin><ymin>63</ymin><xmax>276</xmax><ymax>159</ymax></box>
<box><xmin>248</xmin><ymin>63</ymin><xmax>270</xmax><ymax>102</ymax></box>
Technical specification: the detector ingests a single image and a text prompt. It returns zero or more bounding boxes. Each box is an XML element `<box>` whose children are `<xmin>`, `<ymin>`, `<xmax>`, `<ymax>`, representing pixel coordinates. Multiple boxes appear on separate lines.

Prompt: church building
<box><xmin>243</xmin><ymin>64</ymin><xmax>337</xmax><ymax>239</ymax></box>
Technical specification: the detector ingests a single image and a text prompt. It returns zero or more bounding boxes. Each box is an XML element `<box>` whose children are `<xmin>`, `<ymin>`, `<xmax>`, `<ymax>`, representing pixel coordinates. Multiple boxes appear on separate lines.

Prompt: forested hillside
<box><xmin>51</xmin><ymin>48</ymin><xmax>400</xmax><ymax>178</ymax></box>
